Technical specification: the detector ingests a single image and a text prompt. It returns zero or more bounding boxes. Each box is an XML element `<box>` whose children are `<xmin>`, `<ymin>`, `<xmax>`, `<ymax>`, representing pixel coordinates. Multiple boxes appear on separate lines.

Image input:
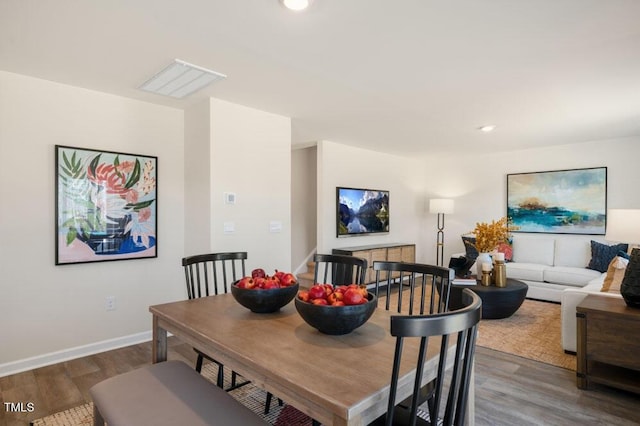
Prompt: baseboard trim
<box><xmin>0</xmin><ymin>331</ymin><xmax>152</xmax><ymax>378</ymax></box>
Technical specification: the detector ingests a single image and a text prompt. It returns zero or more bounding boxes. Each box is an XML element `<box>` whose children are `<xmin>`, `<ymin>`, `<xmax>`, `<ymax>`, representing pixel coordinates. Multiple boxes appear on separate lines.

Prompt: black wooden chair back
<box><xmin>313</xmin><ymin>253</ymin><xmax>367</xmax><ymax>285</ymax></box>
<box><xmin>182</xmin><ymin>252</ymin><xmax>247</xmax><ymax>299</ymax></box>
<box><xmin>383</xmin><ymin>289</ymin><xmax>481</xmax><ymax>426</ymax></box>
<box><xmin>373</xmin><ymin>261</ymin><xmax>454</xmax><ymax>315</ymax></box>
<box><xmin>180</xmin><ymin>251</ymin><xmax>281</xmax><ymax>413</ymax></box>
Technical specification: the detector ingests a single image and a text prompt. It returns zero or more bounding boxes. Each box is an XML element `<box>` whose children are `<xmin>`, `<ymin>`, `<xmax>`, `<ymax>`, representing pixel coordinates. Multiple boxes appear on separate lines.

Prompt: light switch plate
<box><xmin>223</xmin><ymin>222</ymin><xmax>235</xmax><ymax>234</ymax></box>
<box><xmin>269</xmin><ymin>221</ymin><xmax>282</xmax><ymax>233</ymax></box>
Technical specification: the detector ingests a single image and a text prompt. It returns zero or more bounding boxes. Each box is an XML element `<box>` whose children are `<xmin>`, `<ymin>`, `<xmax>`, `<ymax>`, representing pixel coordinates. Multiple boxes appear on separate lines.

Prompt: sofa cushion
<box><xmin>554</xmin><ymin>238</ymin><xmax>591</xmax><ymax>268</ymax></box>
<box><xmin>506</xmin><ymin>263</ymin><xmax>546</xmax><ymax>282</ymax></box>
<box><xmin>587</xmin><ymin>240</ymin><xmax>629</xmax><ymax>273</ymax></box>
<box><xmin>601</xmin><ymin>256</ymin><xmax>629</xmax><ymax>293</ymax></box>
<box><xmin>543</xmin><ymin>266</ymin><xmax>602</xmax><ymax>287</ymax></box>
<box><xmin>512</xmin><ymin>237</ymin><xmax>555</xmax><ymax>266</ymax></box>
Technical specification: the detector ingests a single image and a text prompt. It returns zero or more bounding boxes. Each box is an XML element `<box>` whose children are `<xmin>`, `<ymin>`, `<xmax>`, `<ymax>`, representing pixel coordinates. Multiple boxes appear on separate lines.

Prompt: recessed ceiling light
<box><xmin>138</xmin><ymin>59</ymin><xmax>226</xmax><ymax>99</ymax></box>
<box><xmin>478</xmin><ymin>125</ymin><xmax>496</xmax><ymax>133</ymax></box>
<box><xmin>280</xmin><ymin>0</ymin><xmax>312</xmax><ymax>11</ymax></box>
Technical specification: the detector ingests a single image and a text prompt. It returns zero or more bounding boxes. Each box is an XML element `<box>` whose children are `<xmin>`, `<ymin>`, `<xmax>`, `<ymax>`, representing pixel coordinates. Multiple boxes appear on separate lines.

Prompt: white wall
<box><xmin>314</xmin><ymin>138</ymin><xmax>640</xmax><ymax>267</ymax></box>
<box><xmin>291</xmin><ymin>146</ymin><xmax>317</xmax><ymax>272</ymax></box>
<box><xmin>207</xmin><ymin>98</ymin><xmax>292</xmax><ymax>273</ymax></box>
<box><xmin>0</xmin><ymin>71</ymin><xmax>185</xmax><ymax>369</ymax></box>
<box><xmin>184</xmin><ymin>100</ymin><xmax>212</xmax><ymax>255</ymax></box>
<box><xmin>317</xmin><ymin>141</ymin><xmax>429</xmax><ymax>261</ymax></box>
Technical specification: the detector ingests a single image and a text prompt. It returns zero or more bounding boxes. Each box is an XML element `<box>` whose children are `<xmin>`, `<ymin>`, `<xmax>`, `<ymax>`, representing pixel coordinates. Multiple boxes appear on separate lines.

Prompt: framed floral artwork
<box><xmin>55</xmin><ymin>145</ymin><xmax>158</xmax><ymax>264</ymax></box>
<box><xmin>507</xmin><ymin>167</ymin><xmax>607</xmax><ymax>235</ymax></box>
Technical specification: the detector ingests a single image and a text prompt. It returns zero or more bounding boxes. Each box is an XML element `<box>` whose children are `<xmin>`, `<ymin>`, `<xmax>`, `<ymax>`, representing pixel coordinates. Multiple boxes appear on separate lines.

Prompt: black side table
<box><xmin>449</xmin><ymin>278</ymin><xmax>529</xmax><ymax>319</ymax></box>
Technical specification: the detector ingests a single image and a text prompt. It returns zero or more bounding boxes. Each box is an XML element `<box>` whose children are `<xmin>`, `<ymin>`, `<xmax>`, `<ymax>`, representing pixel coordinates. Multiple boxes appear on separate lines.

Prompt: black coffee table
<box><xmin>449</xmin><ymin>278</ymin><xmax>528</xmax><ymax>319</ymax></box>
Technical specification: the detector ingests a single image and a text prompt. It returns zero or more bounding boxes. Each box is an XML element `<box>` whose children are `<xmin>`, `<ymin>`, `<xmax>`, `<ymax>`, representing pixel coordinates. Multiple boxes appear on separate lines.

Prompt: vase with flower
<box><xmin>469</xmin><ymin>217</ymin><xmax>517</xmax><ymax>278</ymax></box>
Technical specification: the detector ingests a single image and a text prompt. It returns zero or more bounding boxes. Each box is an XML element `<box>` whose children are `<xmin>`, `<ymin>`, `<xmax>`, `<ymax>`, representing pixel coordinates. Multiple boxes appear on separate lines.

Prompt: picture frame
<box><xmin>55</xmin><ymin>145</ymin><xmax>158</xmax><ymax>264</ymax></box>
<box><xmin>507</xmin><ymin>167</ymin><xmax>607</xmax><ymax>235</ymax></box>
<box><xmin>336</xmin><ymin>187</ymin><xmax>389</xmax><ymax>237</ymax></box>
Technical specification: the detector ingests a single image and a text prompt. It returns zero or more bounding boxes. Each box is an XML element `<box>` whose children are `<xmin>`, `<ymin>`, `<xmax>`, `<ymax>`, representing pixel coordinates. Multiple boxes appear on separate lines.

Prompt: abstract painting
<box><xmin>507</xmin><ymin>167</ymin><xmax>607</xmax><ymax>234</ymax></box>
<box><xmin>56</xmin><ymin>145</ymin><xmax>157</xmax><ymax>264</ymax></box>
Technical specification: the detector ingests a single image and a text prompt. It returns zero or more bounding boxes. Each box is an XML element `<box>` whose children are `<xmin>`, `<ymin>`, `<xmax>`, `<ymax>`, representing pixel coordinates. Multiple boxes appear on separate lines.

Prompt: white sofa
<box><xmin>560</xmin><ymin>277</ymin><xmax>621</xmax><ymax>353</ymax></box>
<box><xmin>505</xmin><ymin>234</ymin><xmax>604</xmax><ymax>303</ymax></box>
<box><xmin>456</xmin><ymin>234</ymin><xmax>605</xmax><ymax>302</ymax></box>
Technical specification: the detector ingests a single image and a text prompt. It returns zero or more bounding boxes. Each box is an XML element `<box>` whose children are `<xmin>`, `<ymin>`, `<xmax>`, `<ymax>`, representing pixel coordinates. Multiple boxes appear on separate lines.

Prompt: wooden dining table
<box><xmin>150</xmin><ymin>293</ymin><xmax>474</xmax><ymax>426</ymax></box>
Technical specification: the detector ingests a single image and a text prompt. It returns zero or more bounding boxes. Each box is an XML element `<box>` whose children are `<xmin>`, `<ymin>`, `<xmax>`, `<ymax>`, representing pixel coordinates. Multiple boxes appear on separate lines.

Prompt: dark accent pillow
<box><xmin>461</xmin><ymin>235</ymin><xmax>478</xmax><ymax>262</ymax></box>
<box><xmin>587</xmin><ymin>241</ymin><xmax>629</xmax><ymax>273</ymax></box>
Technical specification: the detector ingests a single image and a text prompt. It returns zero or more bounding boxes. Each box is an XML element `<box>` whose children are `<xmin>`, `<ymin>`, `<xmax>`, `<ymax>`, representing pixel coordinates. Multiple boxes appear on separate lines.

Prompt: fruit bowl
<box><xmin>231</xmin><ymin>283</ymin><xmax>299</xmax><ymax>313</ymax></box>
<box><xmin>295</xmin><ymin>292</ymin><xmax>377</xmax><ymax>335</ymax></box>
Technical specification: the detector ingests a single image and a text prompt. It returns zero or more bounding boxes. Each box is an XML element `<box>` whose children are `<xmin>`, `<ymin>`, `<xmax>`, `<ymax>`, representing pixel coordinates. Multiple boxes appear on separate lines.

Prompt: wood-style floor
<box><xmin>1</xmin><ymin>337</ymin><xmax>639</xmax><ymax>426</ymax></box>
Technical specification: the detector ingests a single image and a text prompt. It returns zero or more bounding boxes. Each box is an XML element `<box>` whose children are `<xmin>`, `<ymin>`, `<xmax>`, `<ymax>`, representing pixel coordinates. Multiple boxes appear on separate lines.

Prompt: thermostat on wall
<box><xmin>224</xmin><ymin>192</ymin><xmax>236</xmax><ymax>205</ymax></box>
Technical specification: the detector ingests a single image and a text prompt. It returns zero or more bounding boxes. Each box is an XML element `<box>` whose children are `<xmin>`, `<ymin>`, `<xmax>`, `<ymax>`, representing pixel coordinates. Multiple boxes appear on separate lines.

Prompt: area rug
<box><xmin>476</xmin><ymin>298</ymin><xmax>576</xmax><ymax>371</ymax></box>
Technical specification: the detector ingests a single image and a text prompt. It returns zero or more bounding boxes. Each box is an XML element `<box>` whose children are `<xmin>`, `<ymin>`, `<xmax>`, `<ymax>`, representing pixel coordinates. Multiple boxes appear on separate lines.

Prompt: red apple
<box><xmin>327</xmin><ymin>292</ymin><xmax>344</xmax><ymax>305</ymax></box>
<box><xmin>280</xmin><ymin>273</ymin><xmax>297</xmax><ymax>287</ymax></box>
<box><xmin>322</xmin><ymin>283</ymin><xmax>334</xmax><ymax>296</ymax></box>
<box><xmin>311</xmin><ymin>298</ymin><xmax>328</xmax><ymax>306</ymax></box>
<box><xmin>237</xmin><ymin>276</ymin><xmax>255</xmax><ymax>289</ymax></box>
<box><xmin>254</xmin><ymin>277</ymin><xmax>266</xmax><ymax>289</ymax></box>
<box><xmin>263</xmin><ymin>276</ymin><xmax>281</xmax><ymax>289</ymax></box>
<box><xmin>343</xmin><ymin>288</ymin><xmax>366</xmax><ymax>305</ymax></box>
<box><xmin>334</xmin><ymin>285</ymin><xmax>349</xmax><ymax>294</ymax></box>
<box><xmin>308</xmin><ymin>284</ymin><xmax>327</xmax><ymax>300</ymax></box>
<box><xmin>273</xmin><ymin>270</ymin><xmax>286</xmax><ymax>282</ymax></box>
<box><xmin>297</xmin><ymin>290</ymin><xmax>310</xmax><ymax>302</ymax></box>
<box><xmin>251</xmin><ymin>268</ymin><xmax>266</xmax><ymax>279</ymax></box>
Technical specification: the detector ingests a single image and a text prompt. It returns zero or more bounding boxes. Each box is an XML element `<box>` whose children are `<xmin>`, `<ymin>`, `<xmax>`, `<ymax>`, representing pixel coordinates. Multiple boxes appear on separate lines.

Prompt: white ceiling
<box><xmin>2</xmin><ymin>0</ymin><xmax>639</xmax><ymax>156</ymax></box>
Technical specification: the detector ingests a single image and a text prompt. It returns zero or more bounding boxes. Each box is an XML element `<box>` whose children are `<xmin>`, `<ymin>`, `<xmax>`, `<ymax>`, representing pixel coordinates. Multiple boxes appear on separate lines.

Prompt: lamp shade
<box><xmin>429</xmin><ymin>198</ymin><xmax>454</xmax><ymax>215</ymax></box>
<box><xmin>606</xmin><ymin>209</ymin><xmax>640</xmax><ymax>244</ymax></box>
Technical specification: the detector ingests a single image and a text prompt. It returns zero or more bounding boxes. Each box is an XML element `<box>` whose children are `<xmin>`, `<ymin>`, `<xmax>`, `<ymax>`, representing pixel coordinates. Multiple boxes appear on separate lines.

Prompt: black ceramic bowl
<box><xmin>231</xmin><ymin>282</ymin><xmax>299</xmax><ymax>313</ymax></box>
<box><xmin>294</xmin><ymin>292</ymin><xmax>377</xmax><ymax>335</ymax></box>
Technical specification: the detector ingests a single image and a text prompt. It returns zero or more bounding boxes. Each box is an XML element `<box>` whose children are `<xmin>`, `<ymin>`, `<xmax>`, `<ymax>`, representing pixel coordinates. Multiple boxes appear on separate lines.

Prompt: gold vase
<box><xmin>494</xmin><ymin>260</ymin><xmax>507</xmax><ymax>287</ymax></box>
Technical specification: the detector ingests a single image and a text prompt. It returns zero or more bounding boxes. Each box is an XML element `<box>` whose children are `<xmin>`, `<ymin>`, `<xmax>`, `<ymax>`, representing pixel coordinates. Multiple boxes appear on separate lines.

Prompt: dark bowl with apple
<box><xmin>231</xmin><ymin>282</ymin><xmax>299</xmax><ymax>314</ymax></box>
<box><xmin>295</xmin><ymin>292</ymin><xmax>377</xmax><ymax>335</ymax></box>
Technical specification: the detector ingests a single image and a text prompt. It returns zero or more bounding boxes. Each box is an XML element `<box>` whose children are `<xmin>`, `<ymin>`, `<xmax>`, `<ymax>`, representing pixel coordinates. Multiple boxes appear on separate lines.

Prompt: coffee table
<box><xmin>450</xmin><ymin>278</ymin><xmax>528</xmax><ymax>319</ymax></box>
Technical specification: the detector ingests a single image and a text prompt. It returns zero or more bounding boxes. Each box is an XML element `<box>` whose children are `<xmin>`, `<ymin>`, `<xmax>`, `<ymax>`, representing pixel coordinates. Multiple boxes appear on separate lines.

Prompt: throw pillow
<box><xmin>587</xmin><ymin>240</ymin><xmax>629</xmax><ymax>273</ymax></box>
<box><xmin>601</xmin><ymin>256</ymin><xmax>629</xmax><ymax>293</ymax></box>
<box><xmin>461</xmin><ymin>235</ymin><xmax>478</xmax><ymax>261</ymax></box>
<box><xmin>496</xmin><ymin>240</ymin><xmax>513</xmax><ymax>262</ymax></box>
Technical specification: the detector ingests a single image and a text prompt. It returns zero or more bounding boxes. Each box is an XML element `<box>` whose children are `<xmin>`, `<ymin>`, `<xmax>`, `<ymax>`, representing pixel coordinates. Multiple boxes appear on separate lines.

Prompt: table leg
<box><xmin>152</xmin><ymin>315</ymin><xmax>167</xmax><ymax>363</ymax></box>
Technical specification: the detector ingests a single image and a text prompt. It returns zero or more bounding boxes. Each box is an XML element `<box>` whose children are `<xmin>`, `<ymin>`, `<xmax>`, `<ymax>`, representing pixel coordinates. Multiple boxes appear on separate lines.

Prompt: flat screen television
<box><xmin>336</xmin><ymin>187</ymin><xmax>389</xmax><ymax>237</ymax></box>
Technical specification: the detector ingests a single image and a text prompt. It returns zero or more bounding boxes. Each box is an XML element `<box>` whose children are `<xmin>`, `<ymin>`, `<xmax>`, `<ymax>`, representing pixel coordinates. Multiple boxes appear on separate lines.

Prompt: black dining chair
<box><xmin>313</xmin><ymin>253</ymin><xmax>368</xmax><ymax>286</ymax></box>
<box><xmin>373</xmin><ymin>288</ymin><xmax>482</xmax><ymax>426</ymax></box>
<box><xmin>372</xmin><ymin>261</ymin><xmax>454</xmax><ymax>315</ymax></box>
<box><xmin>372</xmin><ymin>261</ymin><xmax>455</xmax><ymax>423</ymax></box>
<box><xmin>182</xmin><ymin>252</ymin><xmax>282</xmax><ymax>413</ymax></box>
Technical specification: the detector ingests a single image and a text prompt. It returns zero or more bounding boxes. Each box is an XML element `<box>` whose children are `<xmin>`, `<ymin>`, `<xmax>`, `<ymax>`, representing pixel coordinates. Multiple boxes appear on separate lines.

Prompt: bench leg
<box><xmin>93</xmin><ymin>403</ymin><xmax>105</xmax><ymax>426</ymax></box>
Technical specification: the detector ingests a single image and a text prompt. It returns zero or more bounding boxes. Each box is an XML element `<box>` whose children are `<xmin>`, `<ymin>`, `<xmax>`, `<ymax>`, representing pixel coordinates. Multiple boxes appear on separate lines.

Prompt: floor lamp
<box><xmin>429</xmin><ymin>198</ymin><xmax>455</xmax><ymax>267</ymax></box>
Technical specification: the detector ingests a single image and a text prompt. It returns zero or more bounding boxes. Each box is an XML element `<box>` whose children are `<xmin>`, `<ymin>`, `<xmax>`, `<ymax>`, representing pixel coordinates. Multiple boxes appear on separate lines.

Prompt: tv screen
<box><xmin>336</xmin><ymin>187</ymin><xmax>389</xmax><ymax>237</ymax></box>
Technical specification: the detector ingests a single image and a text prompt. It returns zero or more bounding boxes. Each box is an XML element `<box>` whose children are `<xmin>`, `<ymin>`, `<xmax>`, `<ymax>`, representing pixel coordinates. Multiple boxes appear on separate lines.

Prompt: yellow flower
<box><xmin>469</xmin><ymin>217</ymin><xmax>518</xmax><ymax>253</ymax></box>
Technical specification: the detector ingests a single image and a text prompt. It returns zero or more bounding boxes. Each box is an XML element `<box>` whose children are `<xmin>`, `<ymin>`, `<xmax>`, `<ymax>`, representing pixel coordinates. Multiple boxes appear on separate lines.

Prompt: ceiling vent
<box><xmin>138</xmin><ymin>59</ymin><xmax>226</xmax><ymax>99</ymax></box>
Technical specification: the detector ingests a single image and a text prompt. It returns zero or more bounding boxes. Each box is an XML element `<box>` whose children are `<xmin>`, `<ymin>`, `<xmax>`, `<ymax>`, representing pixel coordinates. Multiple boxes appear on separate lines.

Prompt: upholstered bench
<box><xmin>90</xmin><ymin>360</ymin><xmax>268</xmax><ymax>426</ymax></box>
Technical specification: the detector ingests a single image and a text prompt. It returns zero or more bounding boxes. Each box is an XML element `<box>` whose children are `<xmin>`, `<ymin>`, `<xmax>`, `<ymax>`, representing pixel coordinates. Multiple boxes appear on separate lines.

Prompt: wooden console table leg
<box><xmin>576</xmin><ymin>311</ymin><xmax>588</xmax><ymax>389</ymax></box>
